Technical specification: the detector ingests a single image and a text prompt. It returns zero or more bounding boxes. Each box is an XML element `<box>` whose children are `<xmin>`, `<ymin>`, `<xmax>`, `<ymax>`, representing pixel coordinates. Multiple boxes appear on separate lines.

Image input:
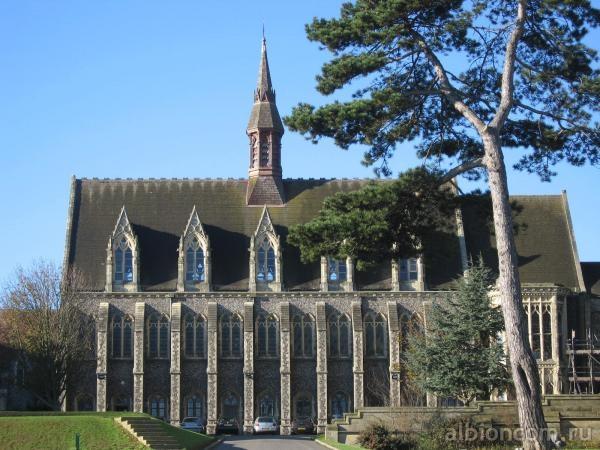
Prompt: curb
<box><xmin>314</xmin><ymin>438</ymin><xmax>339</xmax><ymax>450</ymax></box>
<box><xmin>204</xmin><ymin>437</ymin><xmax>224</xmax><ymax>449</ymax></box>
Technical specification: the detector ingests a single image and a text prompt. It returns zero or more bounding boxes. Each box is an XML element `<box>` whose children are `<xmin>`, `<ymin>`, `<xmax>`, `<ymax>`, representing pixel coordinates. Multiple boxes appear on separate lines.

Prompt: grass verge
<box><xmin>0</xmin><ymin>414</ymin><xmax>147</xmax><ymax>450</ymax></box>
<box><xmin>316</xmin><ymin>435</ymin><xmax>363</xmax><ymax>449</ymax></box>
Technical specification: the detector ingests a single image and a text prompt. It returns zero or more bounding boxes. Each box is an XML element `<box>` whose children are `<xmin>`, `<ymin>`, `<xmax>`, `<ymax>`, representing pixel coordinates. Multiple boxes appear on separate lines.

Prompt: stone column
<box><xmin>249</xmin><ymin>237</ymin><xmax>256</xmax><ymax>292</ymax></box>
<box><xmin>243</xmin><ymin>301</ymin><xmax>255</xmax><ymax>434</ymax></box>
<box><xmin>105</xmin><ymin>239</ymin><xmax>113</xmax><ymax>292</ymax></box>
<box><xmin>550</xmin><ymin>295</ymin><xmax>561</xmax><ymax>394</ymax></box>
<box><xmin>205</xmin><ymin>246</ymin><xmax>212</xmax><ymax>290</ymax></box>
<box><xmin>133</xmin><ymin>302</ymin><xmax>145</xmax><ymax>413</ymax></box>
<box><xmin>345</xmin><ymin>257</ymin><xmax>355</xmax><ymax>292</ymax></box>
<box><xmin>387</xmin><ymin>302</ymin><xmax>401</xmax><ymax>407</ymax></box>
<box><xmin>206</xmin><ymin>302</ymin><xmax>218</xmax><ymax>435</ymax></box>
<box><xmin>320</xmin><ymin>257</ymin><xmax>329</xmax><ymax>292</ymax></box>
<box><xmin>391</xmin><ymin>260</ymin><xmax>400</xmax><ymax>291</ymax></box>
<box><xmin>351</xmin><ymin>301</ymin><xmax>364</xmax><ymax>409</ymax></box>
<box><xmin>170</xmin><ymin>302</ymin><xmax>182</xmax><ymax>425</ymax></box>
<box><xmin>316</xmin><ymin>302</ymin><xmax>328</xmax><ymax>433</ymax></box>
<box><xmin>279</xmin><ymin>302</ymin><xmax>291</xmax><ymax>435</ymax></box>
<box><xmin>273</xmin><ymin>237</ymin><xmax>283</xmax><ymax>292</ymax></box>
<box><xmin>96</xmin><ymin>302</ymin><xmax>109</xmax><ymax>412</ymax></box>
<box><xmin>176</xmin><ymin>240</ymin><xmax>185</xmax><ymax>292</ymax></box>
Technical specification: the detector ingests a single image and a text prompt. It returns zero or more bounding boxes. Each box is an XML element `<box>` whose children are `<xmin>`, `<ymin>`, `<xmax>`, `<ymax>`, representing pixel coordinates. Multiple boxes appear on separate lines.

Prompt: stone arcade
<box><xmin>62</xmin><ymin>37</ymin><xmax>598</xmax><ymax>434</ymax></box>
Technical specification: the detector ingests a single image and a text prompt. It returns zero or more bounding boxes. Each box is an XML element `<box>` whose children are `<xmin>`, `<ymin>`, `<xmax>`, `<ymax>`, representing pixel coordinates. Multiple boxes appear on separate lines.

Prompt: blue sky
<box><xmin>0</xmin><ymin>1</ymin><xmax>598</xmax><ymax>282</ymax></box>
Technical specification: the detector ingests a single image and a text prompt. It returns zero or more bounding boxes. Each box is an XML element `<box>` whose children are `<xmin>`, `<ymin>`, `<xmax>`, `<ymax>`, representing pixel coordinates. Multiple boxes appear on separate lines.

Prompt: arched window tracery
<box><xmin>184</xmin><ymin>314</ymin><xmax>206</xmax><ymax>358</ymax></box>
<box><xmin>111</xmin><ymin>314</ymin><xmax>133</xmax><ymax>358</ymax></box>
<box><xmin>220</xmin><ymin>313</ymin><xmax>242</xmax><ymax>358</ymax></box>
<box><xmin>107</xmin><ymin>206</ymin><xmax>138</xmax><ymax>292</ymax></box>
<box><xmin>328</xmin><ymin>258</ymin><xmax>347</xmax><ymax>282</ymax></box>
<box><xmin>364</xmin><ymin>313</ymin><xmax>387</xmax><ymax>358</ymax></box>
<box><xmin>328</xmin><ymin>313</ymin><xmax>351</xmax><ymax>358</ymax></box>
<box><xmin>179</xmin><ymin>206</ymin><xmax>211</xmax><ymax>291</ymax></box>
<box><xmin>148</xmin><ymin>314</ymin><xmax>169</xmax><ymax>358</ymax></box>
<box><xmin>292</xmin><ymin>314</ymin><xmax>314</xmax><ymax>358</ymax></box>
<box><xmin>250</xmin><ymin>207</ymin><xmax>281</xmax><ymax>291</ymax></box>
<box><xmin>257</xmin><ymin>314</ymin><xmax>278</xmax><ymax>357</ymax></box>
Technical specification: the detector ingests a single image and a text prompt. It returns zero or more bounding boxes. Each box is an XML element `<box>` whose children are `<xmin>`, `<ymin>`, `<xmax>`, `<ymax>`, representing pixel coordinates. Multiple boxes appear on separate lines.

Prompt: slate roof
<box><xmin>462</xmin><ymin>194</ymin><xmax>582</xmax><ymax>291</ymax></box>
<box><xmin>581</xmin><ymin>262</ymin><xmax>600</xmax><ymax>296</ymax></box>
<box><xmin>65</xmin><ymin>179</ymin><xmax>583</xmax><ymax>293</ymax></box>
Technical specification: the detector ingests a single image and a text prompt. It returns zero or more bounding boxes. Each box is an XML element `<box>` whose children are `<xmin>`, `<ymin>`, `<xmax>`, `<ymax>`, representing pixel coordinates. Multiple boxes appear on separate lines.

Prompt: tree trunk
<box><xmin>482</xmin><ymin>132</ymin><xmax>549</xmax><ymax>450</ymax></box>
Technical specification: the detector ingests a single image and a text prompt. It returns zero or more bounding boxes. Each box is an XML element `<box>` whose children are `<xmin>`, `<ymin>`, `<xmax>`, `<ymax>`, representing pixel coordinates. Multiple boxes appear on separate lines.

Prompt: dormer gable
<box><xmin>177</xmin><ymin>206</ymin><xmax>212</xmax><ymax>292</ymax></box>
<box><xmin>106</xmin><ymin>206</ymin><xmax>140</xmax><ymax>292</ymax></box>
<box><xmin>249</xmin><ymin>206</ymin><xmax>282</xmax><ymax>292</ymax></box>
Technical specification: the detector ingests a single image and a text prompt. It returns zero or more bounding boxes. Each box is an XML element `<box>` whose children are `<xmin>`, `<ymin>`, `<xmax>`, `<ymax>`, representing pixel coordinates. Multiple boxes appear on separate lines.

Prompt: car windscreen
<box><xmin>257</xmin><ymin>417</ymin><xmax>274</xmax><ymax>423</ymax></box>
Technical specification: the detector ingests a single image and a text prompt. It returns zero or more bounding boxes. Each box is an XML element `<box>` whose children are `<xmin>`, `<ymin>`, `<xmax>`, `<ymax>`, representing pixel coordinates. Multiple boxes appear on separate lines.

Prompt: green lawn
<box><xmin>0</xmin><ymin>414</ymin><xmax>147</xmax><ymax>450</ymax></box>
<box><xmin>316</xmin><ymin>435</ymin><xmax>363</xmax><ymax>449</ymax></box>
<box><xmin>0</xmin><ymin>413</ymin><xmax>215</xmax><ymax>450</ymax></box>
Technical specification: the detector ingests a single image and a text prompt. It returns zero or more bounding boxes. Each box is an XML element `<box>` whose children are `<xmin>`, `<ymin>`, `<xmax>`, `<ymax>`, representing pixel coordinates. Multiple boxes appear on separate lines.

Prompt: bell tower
<box><xmin>246</xmin><ymin>35</ymin><xmax>285</xmax><ymax>205</ymax></box>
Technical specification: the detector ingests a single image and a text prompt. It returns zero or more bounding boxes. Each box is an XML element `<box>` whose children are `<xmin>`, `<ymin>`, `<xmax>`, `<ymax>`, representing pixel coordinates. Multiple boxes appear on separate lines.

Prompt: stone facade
<box><xmin>62</xmin><ymin>36</ymin><xmax>593</xmax><ymax>435</ymax></box>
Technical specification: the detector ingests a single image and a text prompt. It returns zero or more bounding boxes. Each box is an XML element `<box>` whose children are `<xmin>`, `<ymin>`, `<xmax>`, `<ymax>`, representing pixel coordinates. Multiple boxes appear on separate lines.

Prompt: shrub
<box><xmin>418</xmin><ymin>414</ymin><xmax>516</xmax><ymax>450</ymax></box>
<box><xmin>357</xmin><ymin>423</ymin><xmax>415</xmax><ymax>450</ymax></box>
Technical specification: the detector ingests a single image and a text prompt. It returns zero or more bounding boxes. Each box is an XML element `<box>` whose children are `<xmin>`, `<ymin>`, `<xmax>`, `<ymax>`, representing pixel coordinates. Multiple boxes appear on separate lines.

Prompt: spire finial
<box><xmin>255</xmin><ymin>28</ymin><xmax>274</xmax><ymax>103</ymax></box>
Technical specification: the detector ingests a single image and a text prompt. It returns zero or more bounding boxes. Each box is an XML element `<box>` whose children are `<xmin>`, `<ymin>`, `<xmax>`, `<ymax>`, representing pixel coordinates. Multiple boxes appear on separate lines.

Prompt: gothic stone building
<box><xmin>62</xmin><ymin>38</ymin><xmax>598</xmax><ymax>434</ymax></box>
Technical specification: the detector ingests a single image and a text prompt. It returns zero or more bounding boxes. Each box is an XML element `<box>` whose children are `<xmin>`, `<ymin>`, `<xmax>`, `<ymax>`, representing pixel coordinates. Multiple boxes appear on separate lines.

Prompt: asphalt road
<box><xmin>213</xmin><ymin>434</ymin><xmax>324</xmax><ymax>449</ymax></box>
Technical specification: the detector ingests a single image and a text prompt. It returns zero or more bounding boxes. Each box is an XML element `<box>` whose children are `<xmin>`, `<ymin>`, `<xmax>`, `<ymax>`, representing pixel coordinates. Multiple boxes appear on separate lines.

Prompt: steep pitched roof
<box><xmin>64</xmin><ymin>178</ymin><xmax>581</xmax><ymax>293</ymax></box>
<box><xmin>65</xmin><ymin>178</ymin><xmax>461</xmax><ymax>291</ymax></box>
<box><xmin>462</xmin><ymin>194</ymin><xmax>582</xmax><ymax>290</ymax></box>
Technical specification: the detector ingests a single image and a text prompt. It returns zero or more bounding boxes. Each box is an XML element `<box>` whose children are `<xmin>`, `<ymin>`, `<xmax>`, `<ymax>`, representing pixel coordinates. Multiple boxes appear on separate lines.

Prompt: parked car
<box><xmin>216</xmin><ymin>417</ymin><xmax>239</xmax><ymax>434</ymax></box>
<box><xmin>253</xmin><ymin>416</ymin><xmax>278</xmax><ymax>434</ymax></box>
<box><xmin>180</xmin><ymin>417</ymin><xmax>205</xmax><ymax>433</ymax></box>
<box><xmin>291</xmin><ymin>416</ymin><xmax>315</xmax><ymax>434</ymax></box>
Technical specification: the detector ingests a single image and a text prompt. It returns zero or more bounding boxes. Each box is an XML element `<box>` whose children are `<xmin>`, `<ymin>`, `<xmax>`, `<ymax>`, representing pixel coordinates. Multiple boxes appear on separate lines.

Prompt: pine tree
<box><xmin>284</xmin><ymin>2</ymin><xmax>599</xmax><ymax>447</ymax></box>
<box><xmin>405</xmin><ymin>260</ymin><xmax>509</xmax><ymax>404</ymax></box>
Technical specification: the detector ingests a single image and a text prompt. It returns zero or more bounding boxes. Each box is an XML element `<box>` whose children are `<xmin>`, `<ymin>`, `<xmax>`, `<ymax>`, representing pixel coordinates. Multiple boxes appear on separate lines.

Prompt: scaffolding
<box><xmin>567</xmin><ymin>329</ymin><xmax>600</xmax><ymax>394</ymax></box>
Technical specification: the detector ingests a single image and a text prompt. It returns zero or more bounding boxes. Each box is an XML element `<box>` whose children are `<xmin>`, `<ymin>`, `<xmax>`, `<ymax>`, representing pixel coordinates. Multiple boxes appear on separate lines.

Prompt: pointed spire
<box><xmin>255</xmin><ymin>32</ymin><xmax>275</xmax><ymax>103</ymax></box>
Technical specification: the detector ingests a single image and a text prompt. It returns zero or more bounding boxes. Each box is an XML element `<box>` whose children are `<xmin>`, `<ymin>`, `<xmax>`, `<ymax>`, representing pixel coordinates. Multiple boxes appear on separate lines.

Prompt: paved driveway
<box><xmin>213</xmin><ymin>434</ymin><xmax>323</xmax><ymax>449</ymax></box>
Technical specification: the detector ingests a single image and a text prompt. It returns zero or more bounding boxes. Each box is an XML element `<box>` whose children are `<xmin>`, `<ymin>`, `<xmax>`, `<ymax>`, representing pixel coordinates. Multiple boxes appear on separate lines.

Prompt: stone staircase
<box><xmin>326</xmin><ymin>395</ymin><xmax>600</xmax><ymax>445</ymax></box>
<box><xmin>116</xmin><ymin>416</ymin><xmax>182</xmax><ymax>450</ymax></box>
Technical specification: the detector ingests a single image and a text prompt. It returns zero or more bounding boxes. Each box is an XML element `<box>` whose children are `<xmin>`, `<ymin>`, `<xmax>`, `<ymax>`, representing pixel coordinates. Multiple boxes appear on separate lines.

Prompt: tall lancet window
<box><xmin>186</xmin><ymin>239</ymin><xmax>205</xmax><ymax>282</ymax></box>
<box><xmin>107</xmin><ymin>206</ymin><xmax>139</xmax><ymax>292</ymax></box>
<box><xmin>257</xmin><ymin>243</ymin><xmax>276</xmax><ymax>282</ymax></box>
<box><xmin>250</xmin><ymin>206</ymin><xmax>281</xmax><ymax>292</ymax></box>
<box><xmin>115</xmin><ymin>238</ymin><xmax>133</xmax><ymax>283</ymax></box>
<box><xmin>178</xmin><ymin>206</ymin><xmax>211</xmax><ymax>292</ymax></box>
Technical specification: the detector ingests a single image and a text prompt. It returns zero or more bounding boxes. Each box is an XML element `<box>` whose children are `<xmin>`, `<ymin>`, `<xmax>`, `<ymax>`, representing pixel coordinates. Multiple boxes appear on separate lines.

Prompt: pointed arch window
<box><xmin>364</xmin><ymin>313</ymin><xmax>387</xmax><ymax>358</ymax></box>
<box><xmin>257</xmin><ymin>243</ymin><xmax>276</xmax><ymax>282</ymax></box>
<box><xmin>292</xmin><ymin>314</ymin><xmax>314</xmax><ymax>358</ymax></box>
<box><xmin>220</xmin><ymin>313</ymin><xmax>242</xmax><ymax>358</ymax></box>
<box><xmin>328</xmin><ymin>313</ymin><xmax>351</xmax><ymax>358</ymax></box>
<box><xmin>111</xmin><ymin>314</ymin><xmax>133</xmax><ymax>359</ymax></box>
<box><xmin>108</xmin><ymin>207</ymin><xmax>138</xmax><ymax>292</ymax></box>
<box><xmin>328</xmin><ymin>258</ymin><xmax>347</xmax><ymax>282</ymax></box>
<box><xmin>251</xmin><ymin>207</ymin><xmax>281</xmax><ymax>292</ymax></box>
<box><xmin>148</xmin><ymin>314</ymin><xmax>170</xmax><ymax>359</ymax></box>
<box><xmin>257</xmin><ymin>314</ymin><xmax>278</xmax><ymax>357</ymax></box>
<box><xmin>115</xmin><ymin>238</ymin><xmax>133</xmax><ymax>283</ymax></box>
<box><xmin>184</xmin><ymin>314</ymin><xmax>206</xmax><ymax>358</ymax></box>
<box><xmin>186</xmin><ymin>239</ymin><xmax>205</xmax><ymax>282</ymax></box>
